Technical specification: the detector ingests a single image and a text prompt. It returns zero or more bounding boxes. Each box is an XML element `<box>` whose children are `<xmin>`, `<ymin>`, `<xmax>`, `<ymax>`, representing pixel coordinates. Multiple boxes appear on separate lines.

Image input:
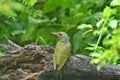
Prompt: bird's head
<box><xmin>52</xmin><ymin>32</ymin><xmax>70</xmax><ymax>41</ymax></box>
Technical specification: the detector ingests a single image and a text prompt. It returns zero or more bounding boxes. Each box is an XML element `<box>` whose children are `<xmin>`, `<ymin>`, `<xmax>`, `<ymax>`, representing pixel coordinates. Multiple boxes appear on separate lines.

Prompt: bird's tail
<box><xmin>55</xmin><ymin>68</ymin><xmax>62</xmax><ymax>80</ymax></box>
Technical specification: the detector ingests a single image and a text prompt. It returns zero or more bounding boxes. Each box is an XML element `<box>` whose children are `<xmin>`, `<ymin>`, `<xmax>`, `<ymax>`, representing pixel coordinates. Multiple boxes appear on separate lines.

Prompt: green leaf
<box><xmin>111</xmin><ymin>0</ymin><xmax>120</xmax><ymax>6</ymax></box>
<box><xmin>10</xmin><ymin>2</ymin><xmax>24</xmax><ymax>11</ymax></box>
<box><xmin>3</xmin><ymin>9</ymin><xmax>17</xmax><ymax>18</ymax></box>
<box><xmin>0</xmin><ymin>50</ymin><xmax>5</xmax><ymax>56</ymax></box>
<box><xmin>96</xmin><ymin>18</ymin><xmax>104</xmax><ymax>28</ymax></box>
<box><xmin>44</xmin><ymin>0</ymin><xmax>57</xmax><ymax>13</ymax></box>
<box><xmin>109</xmin><ymin>19</ymin><xmax>118</xmax><ymax>29</ymax></box>
<box><xmin>103</xmin><ymin>6</ymin><xmax>116</xmax><ymax>18</ymax></box>
<box><xmin>90</xmin><ymin>0</ymin><xmax>105</xmax><ymax>7</ymax></box>
<box><xmin>90</xmin><ymin>52</ymin><xmax>102</xmax><ymax>57</ymax></box>
<box><xmin>90</xmin><ymin>58</ymin><xmax>100</xmax><ymax>64</ymax></box>
<box><xmin>29</xmin><ymin>0</ymin><xmax>37</xmax><ymax>7</ymax></box>
<box><xmin>22</xmin><ymin>0</ymin><xmax>37</xmax><ymax>7</ymax></box>
<box><xmin>97</xmin><ymin>61</ymin><xmax>106</xmax><ymax>71</ymax></box>
<box><xmin>36</xmin><ymin>36</ymin><xmax>47</xmax><ymax>46</ymax></box>
<box><xmin>73</xmin><ymin>29</ymin><xmax>94</xmax><ymax>54</ymax></box>
<box><xmin>73</xmin><ymin>30</ymin><xmax>84</xmax><ymax>53</ymax></box>
<box><xmin>0</xmin><ymin>53</ymin><xmax>5</xmax><ymax>56</ymax></box>
<box><xmin>0</xmin><ymin>1</ymin><xmax>24</xmax><ymax>18</ymax></box>
<box><xmin>77</xmin><ymin>24</ymin><xmax>92</xmax><ymax>29</ymax></box>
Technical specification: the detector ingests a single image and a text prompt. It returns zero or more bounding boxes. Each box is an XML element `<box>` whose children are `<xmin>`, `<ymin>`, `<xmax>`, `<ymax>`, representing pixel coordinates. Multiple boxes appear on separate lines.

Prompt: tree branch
<box><xmin>0</xmin><ymin>40</ymin><xmax>120</xmax><ymax>80</ymax></box>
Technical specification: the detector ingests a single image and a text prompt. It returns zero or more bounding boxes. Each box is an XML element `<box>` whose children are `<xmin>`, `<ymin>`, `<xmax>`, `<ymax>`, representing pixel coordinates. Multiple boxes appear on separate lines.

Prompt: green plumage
<box><xmin>53</xmin><ymin>32</ymin><xmax>71</xmax><ymax>71</ymax></box>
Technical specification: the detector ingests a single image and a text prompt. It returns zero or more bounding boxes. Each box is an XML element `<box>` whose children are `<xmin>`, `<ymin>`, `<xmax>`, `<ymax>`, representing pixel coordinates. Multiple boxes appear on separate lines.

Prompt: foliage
<box><xmin>0</xmin><ymin>0</ymin><xmax>24</xmax><ymax>19</ymax></box>
<box><xmin>85</xmin><ymin>0</ymin><xmax>120</xmax><ymax>70</ymax></box>
<box><xmin>0</xmin><ymin>0</ymin><xmax>120</xmax><ymax>69</ymax></box>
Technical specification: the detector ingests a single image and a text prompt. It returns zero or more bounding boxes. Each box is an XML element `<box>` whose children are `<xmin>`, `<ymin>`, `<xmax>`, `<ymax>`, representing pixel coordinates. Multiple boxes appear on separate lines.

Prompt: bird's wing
<box><xmin>53</xmin><ymin>41</ymin><xmax>71</xmax><ymax>71</ymax></box>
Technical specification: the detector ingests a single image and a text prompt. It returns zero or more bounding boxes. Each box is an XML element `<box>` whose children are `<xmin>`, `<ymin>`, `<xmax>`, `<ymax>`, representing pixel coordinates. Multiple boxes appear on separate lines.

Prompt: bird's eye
<box><xmin>58</xmin><ymin>32</ymin><xmax>63</xmax><ymax>35</ymax></box>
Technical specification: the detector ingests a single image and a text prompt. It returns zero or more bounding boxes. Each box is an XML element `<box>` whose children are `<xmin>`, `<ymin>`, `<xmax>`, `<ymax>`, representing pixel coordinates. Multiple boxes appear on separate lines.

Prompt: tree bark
<box><xmin>41</xmin><ymin>54</ymin><xmax>120</xmax><ymax>80</ymax></box>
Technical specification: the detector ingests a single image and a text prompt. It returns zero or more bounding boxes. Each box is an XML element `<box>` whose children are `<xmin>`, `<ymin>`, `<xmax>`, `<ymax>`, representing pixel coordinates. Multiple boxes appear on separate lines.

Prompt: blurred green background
<box><xmin>0</xmin><ymin>0</ymin><xmax>120</xmax><ymax>69</ymax></box>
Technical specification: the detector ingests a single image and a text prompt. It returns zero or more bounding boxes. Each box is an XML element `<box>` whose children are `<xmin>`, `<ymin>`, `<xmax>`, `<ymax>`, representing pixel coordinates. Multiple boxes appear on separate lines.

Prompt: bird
<box><xmin>52</xmin><ymin>32</ymin><xmax>72</xmax><ymax>72</ymax></box>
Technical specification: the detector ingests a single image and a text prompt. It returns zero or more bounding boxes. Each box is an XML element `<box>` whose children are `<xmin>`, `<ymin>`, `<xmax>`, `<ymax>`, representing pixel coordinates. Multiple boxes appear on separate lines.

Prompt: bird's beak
<box><xmin>51</xmin><ymin>32</ymin><xmax>58</xmax><ymax>35</ymax></box>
